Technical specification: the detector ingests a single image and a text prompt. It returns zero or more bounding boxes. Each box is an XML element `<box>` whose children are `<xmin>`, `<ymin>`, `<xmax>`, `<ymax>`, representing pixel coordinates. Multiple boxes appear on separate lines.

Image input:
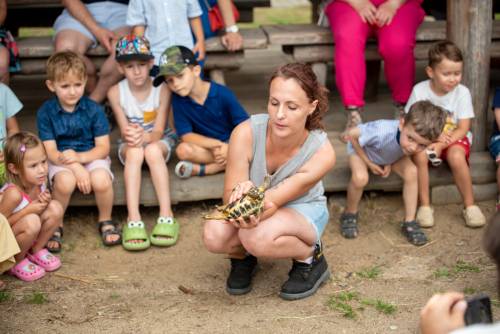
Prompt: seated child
<box><xmin>0</xmin><ymin>212</ymin><xmax>20</xmax><ymax>289</ymax></box>
<box><xmin>0</xmin><ymin>82</ymin><xmax>22</xmax><ymax>185</ymax></box>
<box><xmin>0</xmin><ymin>132</ymin><xmax>63</xmax><ymax>281</ymax></box>
<box><xmin>127</xmin><ymin>0</ymin><xmax>205</xmax><ymax>73</ymax></box>
<box><xmin>152</xmin><ymin>45</ymin><xmax>249</xmax><ymax>178</ymax></box>
<box><xmin>489</xmin><ymin>87</ymin><xmax>500</xmax><ymax>211</ymax></box>
<box><xmin>408</xmin><ymin>40</ymin><xmax>486</xmax><ymax>228</ymax></box>
<box><xmin>37</xmin><ymin>51</ymin><xmax>120</xmax><ymax>250</ymax></box>
<box><xmin>108</xmin><ymin>35</ymin><xmax>178</xmax><ymax>251</ymax></box>
<box><xmin>341</xmin><ymin>101</ymin><xmax>446</xmax><ymax>246</ymax></box>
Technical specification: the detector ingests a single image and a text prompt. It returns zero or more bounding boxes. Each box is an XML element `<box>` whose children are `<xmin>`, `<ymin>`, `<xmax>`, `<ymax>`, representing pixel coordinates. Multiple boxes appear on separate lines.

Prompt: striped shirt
<box><xmin>347</xmin><ymin>120</ymin><xmax>404</xmax><ymax>165</ymax></box>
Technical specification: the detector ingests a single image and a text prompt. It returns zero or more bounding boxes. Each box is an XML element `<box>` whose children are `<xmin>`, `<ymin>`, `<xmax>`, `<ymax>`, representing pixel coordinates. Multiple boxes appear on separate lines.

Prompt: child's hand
<box><xmin>380</xmin><ymin>165</ymin><xmax>391</xmax><ymax>178</ymax></box>
<box><xmin>38</xmin><ymin>189</ymin><xmax>52</xmax><ymax>204</ymax></box>
<box><xmin>350</xmin><ymin>0</ymin><xmax>377</xmax><ymax>24</ymax></box>
<box><xmin>193</xmin><ymin>41</ymin><xmax>206</xmax><ymax>61</ymax></box>
<box><xmin>213</xmin><ymin>143</ymin><xmax>228</xmax><ymax>165</ymax></box>
<box><xmin>368</xmin><ymin>162</ymin><xmax>385</xmax><ymax>176</ymax></box>
<box><xmin>28</xmin><ymin>200</ymin><xmax>49</xmax><ymax>215</ymax></box>
<box><xmin>73</xmin><ymin>165</ymin><xmax>92</xmax><ymax>195</ymax></box>
<box><xmin>437</xmin><ymin>132</ymin><xmax>453</xmax><ymax>145</ymax></box>
<box><xmin>59</xmin><ymin>149</ymin><xmax>80</xmax><ymax>165</ymax></box>
<box><xmin>375</xmin><ymin>0</ymin><xmax>401</xmax><ymax>26</ymax></box>
<box><xmin>428</xmin><ymin>143</ymin><xmax>444</xmax><ymax>157</ymax></box>
<box><xmin>124</xmin><ymin>123</ymin><xmax>144</xmax><ymax>147</ymax></box>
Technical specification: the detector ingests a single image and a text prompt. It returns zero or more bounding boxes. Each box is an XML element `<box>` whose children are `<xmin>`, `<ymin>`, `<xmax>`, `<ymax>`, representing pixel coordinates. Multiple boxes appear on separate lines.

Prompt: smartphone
<box><xmin>464</xmin><ymin>293</ymin><xmax>493</xmax><ymax>326</ymax></box>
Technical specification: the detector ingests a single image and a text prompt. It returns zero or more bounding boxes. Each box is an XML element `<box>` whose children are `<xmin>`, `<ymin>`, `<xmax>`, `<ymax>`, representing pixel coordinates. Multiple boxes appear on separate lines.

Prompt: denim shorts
<box><xmin>489</xmin><ymin>134</ymin><xmax>500</xmax><ymax>161</ymax></box>
<box><xmin>285</xmin><ymin>201</ymin><xmax>330</xmax><ymax>242</ymax></box>
<box><xmin>53</xmin><ymin>2</ymin><xmax>128</xmax><ymax>46</ymax></box>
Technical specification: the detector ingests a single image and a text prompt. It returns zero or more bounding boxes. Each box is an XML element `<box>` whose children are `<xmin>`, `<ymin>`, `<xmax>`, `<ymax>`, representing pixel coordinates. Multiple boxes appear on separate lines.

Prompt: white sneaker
<box><xmin>462</xmin><ymin>205</ymin><xmax>486</xmax><ymax>228</ymax></box>
<box><xmin>416</xmin><ymin>206</ymin><xmax>434</xmax><ymax>228</ymax></box>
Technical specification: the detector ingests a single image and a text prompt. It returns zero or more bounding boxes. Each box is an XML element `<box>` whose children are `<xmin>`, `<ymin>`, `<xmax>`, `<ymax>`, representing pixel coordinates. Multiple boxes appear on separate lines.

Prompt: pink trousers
<box><xmin>325</xmin><ymin>0</ymin><xmax>425</xmax><ymax>107</ymax></box>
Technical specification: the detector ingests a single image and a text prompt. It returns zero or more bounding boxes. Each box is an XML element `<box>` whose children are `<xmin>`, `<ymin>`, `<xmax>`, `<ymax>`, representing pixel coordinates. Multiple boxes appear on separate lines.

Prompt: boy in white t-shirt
<box><xmin>107</xmin><ymin>35</ymin><xmax>179</xmax><ymax>251</ymax></box>
<box><xmin>405</xmin><ymin>40</ymin><xmax>485</xmax><ymax>228</ymax></box>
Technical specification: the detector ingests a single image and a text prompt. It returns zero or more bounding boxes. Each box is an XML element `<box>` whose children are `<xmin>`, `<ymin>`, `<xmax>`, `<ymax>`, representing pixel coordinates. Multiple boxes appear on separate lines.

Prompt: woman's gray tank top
<box><xmin>249</xmin><ymin>114</ymin><xmax>327</xmax><ymax>206</ymax></box>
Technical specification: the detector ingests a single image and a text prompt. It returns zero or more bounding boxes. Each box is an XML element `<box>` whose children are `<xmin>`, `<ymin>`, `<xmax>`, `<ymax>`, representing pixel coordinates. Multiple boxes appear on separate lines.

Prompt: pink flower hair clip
<box><xmin>19</xmin><ymin>144</ymin><xmax>26</xmax><ymax>154</ymax></box>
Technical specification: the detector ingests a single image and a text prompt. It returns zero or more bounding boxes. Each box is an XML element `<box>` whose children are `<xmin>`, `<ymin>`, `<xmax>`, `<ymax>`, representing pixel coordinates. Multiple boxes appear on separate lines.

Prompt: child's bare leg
<box><xmin>413</xmin><ymin>150</ymin><xmax>431</xmax><ymax>206</ymax></box>
<box><xmin>90</xmin><ymin>169</ymin><xmax>114</xmax><ymax>222</ymax></box>
<box><xmin>0</xmin><ymin>47</ymin><xmax>9</xmax><ymax>84</ymax></box>
<box><xmin>11</xmin><ymin>214</ymin><xmax>41</xmax><ymax>261</ymax></box>
<box><xmin>144</xmin><ymin>142</ymin><xmax>173</xmax><ymax>217</ymax></box>
<box><xmin>447</xmin><ymin>146</ymin><xmax>474</xmax><ymax>207</ymax></box>
<box><xmin>52</xmin><ymin>171</ymin><xmax>77</xmax><ymax>212</ymax></box>
<box><xmin>176</xmin><ymin>142</ymin><xmax>226</xmax><ymax>176</ymax></box>
<box><xmin>346</xmin><ymin>154</ymin><xmax>369</xmax><ymax>214</ymax></box>
<box><xmin>32</xmin><ymin>200</ymin><xmax>64</xmax><ymax>253</ymax></box>
<box><xmin>123</xmin><ymin>146</ymin><xmax>144</xmax><ymax>221</ymax></box>
<box><xmin>392</xmin><ymin>156</ymin><xmax>418</xmax><ymax>221</ymax></box>
<box><xmin>497</xmin><ymin>165</ymin><xmax>500</xmax><ymax>200</ymax></box>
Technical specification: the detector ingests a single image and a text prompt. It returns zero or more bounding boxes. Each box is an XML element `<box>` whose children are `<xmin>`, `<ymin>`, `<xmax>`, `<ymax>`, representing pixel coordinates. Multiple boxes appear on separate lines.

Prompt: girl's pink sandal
<box><xmin>9</xmin><ymin>258</ymin><xmax>45</xmax><ymax>282</ymax></box>
<box><xmin>27</xmin><ymin>248</ymin><xmax>61</xmax><ymax>272</ymax></box>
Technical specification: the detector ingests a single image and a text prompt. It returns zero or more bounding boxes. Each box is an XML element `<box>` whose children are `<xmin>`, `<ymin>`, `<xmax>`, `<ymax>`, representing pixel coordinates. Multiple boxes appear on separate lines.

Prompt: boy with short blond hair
<box><xmin>407</xmin><ymin>40</ymin><xmax>486</xmax><ymax>228</ymax></box>
<box><xmin>37</xmin><ymin>51</ymin><xmax>120</xmax><ymax>249</ymax></box>
<box><xmin>341</xmin><ymin>101</ymin><xmax>447</xmax><ymax>246</ymax></box>
<box><xmin>152</xmin><ymin>45</ymin><xmax>248</xmax><ymax>178</ymax></box>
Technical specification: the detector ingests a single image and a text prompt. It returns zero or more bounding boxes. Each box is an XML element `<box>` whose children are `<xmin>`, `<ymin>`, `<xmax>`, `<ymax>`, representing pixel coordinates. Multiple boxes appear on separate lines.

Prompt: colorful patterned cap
<box><xmin>115</xmin><ymin>35</ymin><xmax>154</xmax><ymax>62</ymax></box>
<box><xmin>153</xmin><ymin>45</ymin><xmax>198</xmax><ymax>87</ymax></box>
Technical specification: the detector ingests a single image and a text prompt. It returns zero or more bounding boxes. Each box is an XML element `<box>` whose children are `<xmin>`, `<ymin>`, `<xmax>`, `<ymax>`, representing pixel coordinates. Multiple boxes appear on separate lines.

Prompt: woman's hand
<box><xmin>227</xmin><ymin>201</ymin><xmax>276</xmax><ymax>229</ymax></box>
<box><xmin>349</xmin><ymin>0</ymin><xmax>377</xmax><ymax>24</ymax></box>
<box><xmin>228</xmin><ymin>180</ymin><xmax>255</xmax><ymax>204</ymax></box>
<box><xmin>375</xmin><ymin>0</ymin><xmax>403</xmax><ymax>27</ymax></box>
<box><xmin>221</xmin><ymin>32</ymin><xmax>243</xmax><ymax>51</ymax></box>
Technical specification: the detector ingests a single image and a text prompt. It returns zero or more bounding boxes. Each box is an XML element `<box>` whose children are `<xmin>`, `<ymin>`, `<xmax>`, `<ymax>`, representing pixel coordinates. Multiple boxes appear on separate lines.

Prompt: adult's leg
<box><xmin>123</xmin><ymin>146</ymin><xmax>145</xmax><ymax>222</ymax></box>
<box><xmin>144</xmin><ymin>142</ymin><xmax>173</xmax><ymax>217</ymax></box>
<box><xmin>377</xmin><ymin>0</ymin><xmax>425</xmax><ymax>104</ymax></box>
<box><xmin>89</xmin><ymin>26</ymin><xmax>130</xmax><ymax>103</ymax></box>
<box><xmin>0</xmin><ymin>47</ymin><xmax>9</xmax><ymax>84</ymax></box>
<box><xmin>325</xmin><ymin>1</ymin><xmax>371</xmax><ymax>107</ymax></box>
<box><xmin>238</xmin><ymin>208</ymin><xmax>317</xmax><ymax>261</ymax></box>
<box><xmin>54</xmin><ymin>30</ymin><xmax>97</xmax><ymax>91</ymax></box>
<box><xmin>392</xmin><ymin>156</ymin><xmax>418</xmax><ymax>221</ymax></box>
<box><xmin>203</xmin><ymin>219</ymin><xmax>243</xmax><ymax>257</ymax></box>
<box><xmin>345</xmin><ymin>154</ymin><xmax>370</xmax><ymax>214</ymax></box>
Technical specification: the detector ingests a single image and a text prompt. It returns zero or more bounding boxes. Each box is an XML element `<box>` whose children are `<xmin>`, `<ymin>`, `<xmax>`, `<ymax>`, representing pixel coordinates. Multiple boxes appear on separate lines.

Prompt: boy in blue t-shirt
<box><xmin>153</xmin><ymin>45</ymin><xmax>248</xmax><ymax>178</ymax></box>
<box><xmin>489</xmin><ymin>87</ymin><xmax>500</xmax><ymax>210</ymax></box>
<box><xmin>37</xmin><ymin>51</ymin><xmax>120</xmax><ymax>250</ymax></box>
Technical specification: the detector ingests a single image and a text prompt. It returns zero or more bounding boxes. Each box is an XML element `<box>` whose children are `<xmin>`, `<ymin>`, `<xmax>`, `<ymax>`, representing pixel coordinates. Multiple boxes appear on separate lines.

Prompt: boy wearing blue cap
<box><xmin>107</xmin><ymin>35</ymin><xmax>178</xmax><ymax>251</ymax></box>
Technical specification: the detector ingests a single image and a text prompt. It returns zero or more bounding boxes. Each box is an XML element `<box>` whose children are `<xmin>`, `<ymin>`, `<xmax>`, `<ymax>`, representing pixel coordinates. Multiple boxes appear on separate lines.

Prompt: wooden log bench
<box><xmin>262</xmin><ymin>21</ymin><xmax>500</xmax><ymax>99</ymax></box>
<box><xmin>14</xmin><ymin>28</ymin><xmax>268</xmax><ymax>85</ymax></box>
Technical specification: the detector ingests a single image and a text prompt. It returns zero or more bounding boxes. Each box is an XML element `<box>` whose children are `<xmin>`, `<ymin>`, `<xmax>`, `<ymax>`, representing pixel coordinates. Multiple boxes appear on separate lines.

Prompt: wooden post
<box><xmin>447</xmin><ymin>0</ymin><xmax>492</xmax><ymax>152</ymax></box>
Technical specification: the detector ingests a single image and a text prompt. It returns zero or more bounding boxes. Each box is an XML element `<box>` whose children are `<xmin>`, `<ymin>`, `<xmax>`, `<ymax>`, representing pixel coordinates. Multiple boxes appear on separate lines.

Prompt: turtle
<box><xmin>204</xmin><ymin>175</ymin><xmax>271</xmax><ymax>220</ymax></box>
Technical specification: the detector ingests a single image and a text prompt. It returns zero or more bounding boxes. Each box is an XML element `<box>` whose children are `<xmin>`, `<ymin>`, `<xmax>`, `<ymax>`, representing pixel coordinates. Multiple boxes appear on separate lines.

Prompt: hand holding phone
<box><xmin>464</xmin><ymin>293</ymin><xmax>493</xmax><ymax>326</ymax></box>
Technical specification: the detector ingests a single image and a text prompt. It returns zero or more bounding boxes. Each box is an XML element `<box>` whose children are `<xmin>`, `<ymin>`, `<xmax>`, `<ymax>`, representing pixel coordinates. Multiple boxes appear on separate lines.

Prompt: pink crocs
<box><xmin>9</xmin><ymin>258</ymin><xmax>46</xmax><ymax>282</ymax></box>
<box><xmin>27</xmin><ymin>248</ymin><xmax>61</xmax><ymax>272</ymax></box>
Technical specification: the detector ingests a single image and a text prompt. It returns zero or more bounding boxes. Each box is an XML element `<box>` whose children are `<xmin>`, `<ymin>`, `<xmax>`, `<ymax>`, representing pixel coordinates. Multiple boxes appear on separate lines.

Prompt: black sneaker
<box><xmin>280</xmin><ymin>244</ymin><xmax>330</xmax><ymax>300</ymax></box>
<box><xmin>226</xmin><ymin>255</ymin><xmax>257</xmax><ymax>295</ymax></box>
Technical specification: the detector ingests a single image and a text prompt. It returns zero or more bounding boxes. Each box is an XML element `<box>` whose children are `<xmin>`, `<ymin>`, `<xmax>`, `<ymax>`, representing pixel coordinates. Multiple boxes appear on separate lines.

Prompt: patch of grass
<box><xmin>361</xmin><ymin>299</ymin><xmax>397</xmax><ymax>315</ymax></box>
<box><xmin>453</xmin><ymin>261</ymin><xmax>480</xmax><ymax>274</ymax></box>
<box><xmin>0</xmin><ymin>291</ymin><xmax>11</xmax><ymax>303</ymax></box>
<box><xmin>25</xmin><ymin>291</ymin><xmax>48</xmax><ymax>305</ymax></box>
<box><xmin>238</xmin><ymin>6</ymin><xmax>312</xmax><ymax>29</ymax></box>
<box><xmin>463</xmin><ymin>287</ymin><xmax>477</xmax><ymax>295</ymax></box>
<box><xmin>433</xmin><ymin>268</ymin><xmax>450</xmax><ymax>278</ymax></box>
<box><xmin>327</xmin><ymin>296</ymin><xmax>357</xmax><ymax>319</ymax></box>
<box><xmin>18</xmin><ymin>27</ymin><xmax>54</xmax><ymax>38</ymax></box>
<box><xmin>491</xmin><ymin>299</ymin><xmax>500</xmax><ymax>308</ymax></box>
<box><xmin>337</xmin><ymin>291</ymin><xmax>359</xmax><ymax>302</ymax></box>
<box><xmin>110</xmin><ymin>292</ymin><xmax>120</xmax><ymax>299</ymax></box>
<box><xmin>356</xmin><ymin>266</ymin><xmax>382</xmax><ymax>279</ymax></box>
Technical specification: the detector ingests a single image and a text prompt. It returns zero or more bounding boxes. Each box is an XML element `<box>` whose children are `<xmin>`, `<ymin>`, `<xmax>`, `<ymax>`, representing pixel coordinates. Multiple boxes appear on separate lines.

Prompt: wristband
<box><xmin>225</xmin><ymin>25</ymin><xmax>239</xmax><ymax>33</ymax></box>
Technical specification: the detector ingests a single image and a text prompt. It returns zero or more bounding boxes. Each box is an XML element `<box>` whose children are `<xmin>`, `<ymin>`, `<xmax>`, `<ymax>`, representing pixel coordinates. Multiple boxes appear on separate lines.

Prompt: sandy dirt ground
<box><xmin>0</xmin><ymin>194</ymin><xmax>497</xmax><ymax>334</ymax></box>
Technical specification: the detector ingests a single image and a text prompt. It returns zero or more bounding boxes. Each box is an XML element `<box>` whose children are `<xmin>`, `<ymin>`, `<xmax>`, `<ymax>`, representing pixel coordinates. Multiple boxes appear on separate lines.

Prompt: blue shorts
<box><xmin>489</xmin><ymin>133</ymin><xmax>500</xmax><ymax>161</ymax></box>
<box><xmin>285</xmin><ymin>201</ymin><xmax>329</xmax><ymax>242</ymax></box>
<box><xmin>53</xmin><ymin>2</ymin><xmax>128</xmax><ymax>47</ymax></box>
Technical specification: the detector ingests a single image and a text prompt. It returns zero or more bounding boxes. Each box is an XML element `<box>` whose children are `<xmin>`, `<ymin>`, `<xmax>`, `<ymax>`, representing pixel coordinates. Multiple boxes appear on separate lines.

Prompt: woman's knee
<box><xmin>53</xmin><ymin>172</ymin><xmax>77</xmax><ymax>195</ymax></box>
<box><xmin>203</xmin><ymin>220</ymin><xmax>232</xmax><ymax>253</ymax></box>
<box><xmin>90</xmin><ymin>170</ymin><xmax>112</xmax><ymax>193</ymax></box>
<box><xmin>239</xmin><ymin>230</ymin><xmax>270</xmax><ymax>257</ymax></box>
<box><xmin>175</xmin><ymin>142</ymin><xmax>193</xmax><ymax>161</ymax></box>
<box><xmin>378</xmin><ymin>35</ymin><xmax>413</xmax><ymax>60</ymax></box>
